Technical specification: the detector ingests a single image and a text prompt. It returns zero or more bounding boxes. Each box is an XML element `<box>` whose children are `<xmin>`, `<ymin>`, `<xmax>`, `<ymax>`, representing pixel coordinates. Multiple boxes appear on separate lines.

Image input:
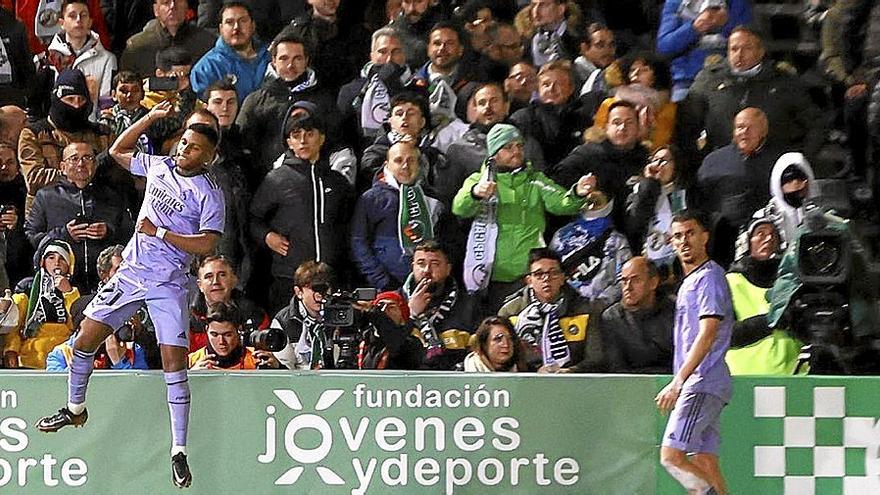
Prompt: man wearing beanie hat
<box><xmin>725</xmin><ymin>212</ymin><xmax>804</xmax><ymax>375</ymax></box>
<box><xmin>3</xmin><ymin>239</ymin><xmax>81</xmax><ymax>369</ymax></box>
<box><xmin>18</xmin><ymin>69</ymin><xmax>109</xmax><ymax>215</ymax></box>
<box><xmin>453</xmin><ymin>122</ymin><xmax>598</xmax><ymax>314</ymax></box>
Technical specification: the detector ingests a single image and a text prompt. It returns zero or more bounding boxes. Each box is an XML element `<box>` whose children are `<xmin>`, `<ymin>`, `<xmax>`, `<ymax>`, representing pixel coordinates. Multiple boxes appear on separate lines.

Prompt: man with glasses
<box><xmin>24</xmin><ymin>142</ymin><xmax>132</xmax><ymax>292</ymax></box>
<box><xmin>18</xmin><ymin>69</ymin><xmax>109</xmax><ymax>215</ymax></box>
<box><xmin>574</xmin><ymin>23</ymin><xmax>616</xmax><ymax>94</ymax></box>
<box><xmin>498</xmin><ymin>248</ymin><xmax>602</xmax><ymax>373</ymax></box>
<box><xmin>190</xmin><ymin>1</ymin><xmax>270</xmax><ymax>101</ymax></box>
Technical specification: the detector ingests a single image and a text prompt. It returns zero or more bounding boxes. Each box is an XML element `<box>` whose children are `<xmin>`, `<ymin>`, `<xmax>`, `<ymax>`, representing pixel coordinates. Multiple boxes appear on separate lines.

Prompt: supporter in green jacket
<box><xmin>452</xmin><ymin>123</ymin><xmax>593</xmax><ymax>313</ymax></box>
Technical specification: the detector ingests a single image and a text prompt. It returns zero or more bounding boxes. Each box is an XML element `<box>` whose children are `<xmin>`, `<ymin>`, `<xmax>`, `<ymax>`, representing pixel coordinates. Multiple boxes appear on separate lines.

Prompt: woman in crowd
<box><xmin>625</xmin><ymin>145</ymin><xmax>687</xmax><ymax>278</ymax></box>
<box><xmin>463</xmin><ymin>317</ymin><xmax>522</xmax><ymax>372</ymax></box>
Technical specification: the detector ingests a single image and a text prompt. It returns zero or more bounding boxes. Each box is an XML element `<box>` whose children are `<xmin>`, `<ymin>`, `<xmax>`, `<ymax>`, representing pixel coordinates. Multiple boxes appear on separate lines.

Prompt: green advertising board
<box><xmin>0</xmin><ymin>372</ymin><xmax>878</xmax><ymax>494</ymax></box>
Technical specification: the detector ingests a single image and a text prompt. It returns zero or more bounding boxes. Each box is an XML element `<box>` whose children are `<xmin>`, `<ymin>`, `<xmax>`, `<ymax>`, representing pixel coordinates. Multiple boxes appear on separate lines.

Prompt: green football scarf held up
<box><xmin>398</xmin><ymin>182</ymin><xmax>434</xmax><ymax>255</ymax></box>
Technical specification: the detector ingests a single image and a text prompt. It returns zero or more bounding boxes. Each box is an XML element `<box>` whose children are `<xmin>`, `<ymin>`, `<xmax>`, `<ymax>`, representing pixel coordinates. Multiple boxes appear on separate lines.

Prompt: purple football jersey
<box><xmin>120</xmin><ymin>153</ymin><xmax>225</xmax><ymax>282</ymax></box>
<box><xmin>674</xmin><ymin>260</ymin><xmax>734</xmax><ymax>402</ymax></box>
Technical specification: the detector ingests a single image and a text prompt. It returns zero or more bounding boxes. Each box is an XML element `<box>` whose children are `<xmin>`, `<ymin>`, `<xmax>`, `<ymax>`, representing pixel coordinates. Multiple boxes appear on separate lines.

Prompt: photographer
<box><xmin>270</xmin><ymin>261</ymin><xmax>335</xmax><ymax>370</ymax></box>
<box><xmin>358</xmin><ymin>291</ymin><xmax>424</xmax><ymax>370</ymax></box>
<box><xmin>760</xmin><ymin>156</ymin><xmax>880</xmax><ymax>373</ymax></box>
<box><xmin>189</xmin><ymin>301</ymin><xmax>280</xmax><ymax>370</ymax></box>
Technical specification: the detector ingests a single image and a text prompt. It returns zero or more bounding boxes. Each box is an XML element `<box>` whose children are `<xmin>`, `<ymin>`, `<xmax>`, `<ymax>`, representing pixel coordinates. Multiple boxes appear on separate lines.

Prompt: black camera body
<box><xmin>321</xmin><ymin>288</ymin><xmax>377</xmax><ymax>327</ymax></box>
<box><xmin>239</xmin><ymin>319</ymin><xmax>288</xmax><ymax>352</ymax></box>
<box><xmin>319</xmin><ymin>288</ymin><xmax>378</xmax><ymax>369</ymax></box>
<box><xmin>791</xmin><ymin>205</ymin><xmax>879</xmax><ymax>374</ymax></box>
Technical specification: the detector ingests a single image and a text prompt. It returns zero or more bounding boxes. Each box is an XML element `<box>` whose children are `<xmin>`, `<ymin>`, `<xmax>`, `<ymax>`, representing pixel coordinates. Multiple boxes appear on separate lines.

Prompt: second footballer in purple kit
<box><xmin>36</xmin><ymin>100</ymin><xmax>225</xmax><ymax>489</ymax></box>
<box><xmin>656</xmin><ymin>210</ymin><xmax>733</xmax><ymax>495</ymax></box>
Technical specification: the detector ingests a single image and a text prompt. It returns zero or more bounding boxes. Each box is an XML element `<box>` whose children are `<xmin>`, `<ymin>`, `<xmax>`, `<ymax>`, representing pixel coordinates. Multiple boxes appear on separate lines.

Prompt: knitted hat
<box><xmin>486</xmin><ymin>123</ymin><xmax>523</xmax><ymax>159</ymax></box>
<box><xmin>53</xmin><ymin>69</ymin><xmax>90</xmax><ymax>100</ymax></box>
<box><xmin>734</xmin><ymin>210</ymin><xmax>781</xmax><ymax>261</ymax></box>
<box><xmin>39</xmin><ymin>239</ymin><xmax>76</xmax><ymax>275</ymax></box>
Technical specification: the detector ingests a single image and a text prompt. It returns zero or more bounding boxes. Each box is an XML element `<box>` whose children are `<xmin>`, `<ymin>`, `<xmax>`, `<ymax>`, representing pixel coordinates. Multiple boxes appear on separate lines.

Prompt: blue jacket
<box><xmin>46</xmin><ymin>336</ymin><xmax>148</xmax><ymax>372</ymax></box>
<box><xmin>351</xmin><ymin>172</ymin><xmax>442</xmax><ymax>290</ymax></box>
<box><xmin>656</xmin><ymin>0</ymin><xmax>752</xmax><ymax>85</ymax></box>
<box><xmin>190</xmin><ymin>37</ymin><xmax>270</xmax><ymax>101</ymax></box>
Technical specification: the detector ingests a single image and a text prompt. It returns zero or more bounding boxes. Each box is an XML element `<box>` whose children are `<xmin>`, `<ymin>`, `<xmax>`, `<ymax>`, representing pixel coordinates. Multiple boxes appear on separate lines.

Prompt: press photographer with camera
<box><xmin>189</xmin><ymin>301</ymin><xmax>281</xmax><ymax>370</ymax></box>
<box><xmin>270</xmin><ymin>261</ymin><xmax>335</xmax><ymax>370</ymax></box>
<box><xmin>357</xmin><ymin>291</ymin><xmax>425</xmax><ymax>370</ymax></box>
<box><xmin>270</xmin><ymin>260</ymin><xmax>420</xmax><ymax>370</ymax></box>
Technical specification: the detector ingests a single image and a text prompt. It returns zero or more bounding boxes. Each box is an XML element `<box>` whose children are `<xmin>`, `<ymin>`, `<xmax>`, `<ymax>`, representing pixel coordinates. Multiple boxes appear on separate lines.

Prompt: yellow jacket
<box><xmin>3</xmin><ymin>289</ymin><xmax>81</xmax><ymax>369</ymax></box>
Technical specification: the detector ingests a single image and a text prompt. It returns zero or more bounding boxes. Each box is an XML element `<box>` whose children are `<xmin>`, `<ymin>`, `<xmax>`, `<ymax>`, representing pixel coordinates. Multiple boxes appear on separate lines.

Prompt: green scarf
<box><xmin>398</xmin><ymin>182</ymin><xmax>433</xmax><ymax>255</ymax></box>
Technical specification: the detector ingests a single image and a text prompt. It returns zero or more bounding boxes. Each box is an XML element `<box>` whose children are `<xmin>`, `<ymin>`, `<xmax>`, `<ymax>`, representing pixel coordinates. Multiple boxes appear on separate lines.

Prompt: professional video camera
<box><xmin>321</xmin><ymin>288</ymin><xmax>378</xmax><ymax>327</ymax></box>
<box><xmin>320</xmin><ymin>288</ymin><xmax>378</xmax><ymax>369</ymax></box>
<box><xmin>790</xmin><ymin>204</ymin><xmax>880</xmax><ymax>374</ymax></box>
<box><xmin>239</xmin><ymin>319</ymin><xmax>288</xmax><ymax>353</ymax></box>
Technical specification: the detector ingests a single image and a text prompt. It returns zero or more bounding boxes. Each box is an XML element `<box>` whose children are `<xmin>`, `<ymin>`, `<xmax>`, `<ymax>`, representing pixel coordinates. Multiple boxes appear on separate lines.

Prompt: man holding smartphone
<box><xmin>24</xmin><ymin>142</ymin><xmax>132</xmax><ymax>292</ymax></box>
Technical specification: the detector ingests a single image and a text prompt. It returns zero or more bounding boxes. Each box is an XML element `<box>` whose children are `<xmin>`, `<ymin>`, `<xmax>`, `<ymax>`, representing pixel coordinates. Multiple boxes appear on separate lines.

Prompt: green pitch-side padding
<box><xmin>724</xmin><ymin>272</ymin><xmax>805</xmax><ymax>375</ymax></box>
<box><xmin>1</xmin><ymin>373</ymin><xmax>878</xmax><ymax>494</ymax></box>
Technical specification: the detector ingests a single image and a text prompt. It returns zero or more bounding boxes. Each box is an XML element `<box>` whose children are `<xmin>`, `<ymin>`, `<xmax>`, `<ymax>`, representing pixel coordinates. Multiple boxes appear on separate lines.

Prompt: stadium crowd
<box><xmin>0</xmin><ymin>0</ymin><xmax>877</xmax><ymax>374</ymax></box>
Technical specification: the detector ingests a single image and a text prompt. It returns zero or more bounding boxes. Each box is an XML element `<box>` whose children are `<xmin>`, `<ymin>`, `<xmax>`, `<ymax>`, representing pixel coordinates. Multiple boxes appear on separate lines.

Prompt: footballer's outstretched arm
<box><xmin>109</xmin><ymin>100</ymin><xmax>175</xmax><ymax>170</ymax></box>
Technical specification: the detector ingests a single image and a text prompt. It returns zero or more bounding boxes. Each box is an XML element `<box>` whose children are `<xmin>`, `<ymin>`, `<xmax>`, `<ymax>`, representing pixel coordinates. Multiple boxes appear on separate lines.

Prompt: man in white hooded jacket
<box><xmin>754</xmin><ymin>151</ymin><xmax>816</xmax><ymax>250</ymax></box>
<box><xmin>34</xmin><ymin>0</ymin><xmax>117</xmax><ymax>121</ymax></box>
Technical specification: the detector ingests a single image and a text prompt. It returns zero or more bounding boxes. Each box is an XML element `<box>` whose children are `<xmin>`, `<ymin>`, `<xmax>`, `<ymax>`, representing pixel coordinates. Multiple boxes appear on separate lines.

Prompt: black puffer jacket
<box><xmin>509</xmin><ymin>94</ymin><xmax>601</xmax><ymax>165</ymax></box>
<box><xmin>236</xmin><ymin>73</ymin><xmax>339</xmax><ymax>181</ymax></box>
<box><xmin>249</xmin><ymin>151</ymin><xmax>353</xmax><ymax>280</ymax></box>
<box><xmin>681</xmin><ymin>61</ymin><xmax>824</xmax><ymax>164</ymax></box>
<box><xmin>0</xmin><ymin>8</ymin><xmax>36</xmax><ymax>107</ymax></box>
<box><xmin>24</xmin><ymin>178</ymin><xmax>133</xmax><ymax>292</ymax></box>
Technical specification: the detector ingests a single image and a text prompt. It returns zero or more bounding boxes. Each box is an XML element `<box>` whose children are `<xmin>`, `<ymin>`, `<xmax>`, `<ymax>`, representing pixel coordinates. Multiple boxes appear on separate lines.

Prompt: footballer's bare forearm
<box><xmin>163</xmin><ymin>231</ymin><xmax>220</xmax><ymax>256</ymax></box>
<box><xmin>674</xmin><ymin>317</ymin><xmax>720</xmax><ymax>385</ymax></box>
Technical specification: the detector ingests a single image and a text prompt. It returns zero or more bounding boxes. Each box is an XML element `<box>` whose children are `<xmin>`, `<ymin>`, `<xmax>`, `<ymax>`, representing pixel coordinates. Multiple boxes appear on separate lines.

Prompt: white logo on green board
<box><xmin>752</xmin><ymin>386</ymin><xmax>880</xmax><ymax>494</ymax></box>
<box><xmin>260</xmin><ymin>389</ymin><xmax>346</xmax><ymax>486</ymax></box>
<box><xmin>258</xmin><ymin>384</ymin><xmax>581</xmax><ymax>494</ymax></box>
<box><xmin>0</xmin><ymin>390</ymin><xmax>89</xmax><ymax>488</ymax></box>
